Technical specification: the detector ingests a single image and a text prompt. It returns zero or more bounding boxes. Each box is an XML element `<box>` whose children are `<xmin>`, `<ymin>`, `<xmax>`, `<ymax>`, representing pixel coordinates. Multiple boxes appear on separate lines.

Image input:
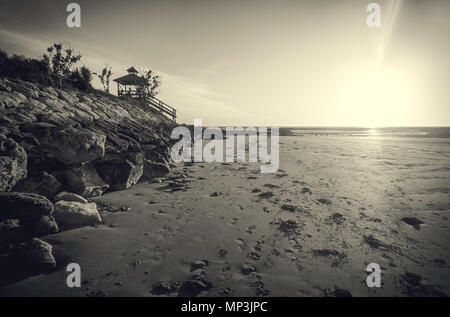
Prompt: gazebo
<box><xmin>113</xmin><ymin>66</ymin><xmax>178</xmax><ymax>122</ymax></box>
<box><xmin>113</xmin><ymin>66</ymin><xmax>149</xmax><ymax>98</ymax></box>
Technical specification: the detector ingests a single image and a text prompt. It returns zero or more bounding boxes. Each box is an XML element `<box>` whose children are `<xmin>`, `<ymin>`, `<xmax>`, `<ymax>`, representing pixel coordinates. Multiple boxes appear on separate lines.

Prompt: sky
<box><xmin>0</xmin><ymin>0</ymin><xmax>448</xmax><ymax>126</ymax></box>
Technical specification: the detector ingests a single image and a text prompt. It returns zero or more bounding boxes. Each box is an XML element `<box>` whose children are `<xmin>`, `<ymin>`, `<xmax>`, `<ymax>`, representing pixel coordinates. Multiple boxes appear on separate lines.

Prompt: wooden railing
<box><xmin>146</xmin><ymin>95</ymin><xmax>177</xmax><ymax>122</ymax></box>
<box><xmin>119</xmin><ymin>91</ymin><xmax>177</xmax><ymax>121</ymax></box>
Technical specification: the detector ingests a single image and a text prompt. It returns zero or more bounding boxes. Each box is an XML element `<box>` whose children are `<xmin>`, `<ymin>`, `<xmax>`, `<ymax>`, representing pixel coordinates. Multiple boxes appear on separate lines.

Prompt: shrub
<box><xmin>42</xmin><ymin>43</ymin><xmax>81</xmax><ymax>87</ymax></box>
<box><xmin>136</xmin><ymin>69</ymin><xmax>161</xmax><ymax>97</ymax></box>
<box><xmin>94</xmin><ymin>65</ymin><xmax>112</xmax><ymax>93</ymax></box>
<box><xmin>0</xmin><ymin>50</ymin><xmax>50</xmax><ymax>85</ymax></box>
<box><xmin>70</xmin><ymin>66</ymin><xmax>93</xmax><ymax>91</ymax></box>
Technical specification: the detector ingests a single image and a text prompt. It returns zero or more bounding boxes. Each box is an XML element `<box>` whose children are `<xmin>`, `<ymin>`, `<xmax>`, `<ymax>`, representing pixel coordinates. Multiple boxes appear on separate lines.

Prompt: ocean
<box><xmin>280</xmin><ymin>127</ymin><xmax>450</xmax><ymax>138</ymax></box>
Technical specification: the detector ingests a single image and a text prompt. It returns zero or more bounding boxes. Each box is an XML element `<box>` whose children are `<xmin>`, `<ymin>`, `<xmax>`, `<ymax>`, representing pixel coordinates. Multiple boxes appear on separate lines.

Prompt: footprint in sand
<box><xmin>249</xmin><ymin>280</ymin><xmax>270</xmax><ymax>296</ymax></box>
<box><xmin>247</xmin><ymin>252</ymin><xmax>260</xmax><ymax>260</ymax></box>
<box><xmin>263</xmin><ymin>184</ymin><xmax>279</xmax><ymax>189</ymax></box>
<box><xmin>246</xmin><ymin>225</ymin><xmax>256</xmax><ymax>234</ymax></box>
<box><xmin>229</xmin><ymin>218</ymin><xmax>238</xmax><ymax>226</ymax></box>
<box><xmin>235</xmin><ymin>238</ymin><xmax>247</xmax><ymax>251</ymax></box>
<box><xmin>258</xmin><ymin>191</ymin><xmax>274</xmax><ymax>199</ymax></box>
<box><xmin>217</xmin><ymin>249</ymin><xmax>228</xmax><ymax>258</ymax></box>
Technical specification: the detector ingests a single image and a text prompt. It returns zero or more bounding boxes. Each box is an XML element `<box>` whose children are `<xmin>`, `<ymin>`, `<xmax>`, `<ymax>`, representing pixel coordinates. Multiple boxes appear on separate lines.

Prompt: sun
<box><xmin>336</xmin><ymin>65</ymin><xmax>413</xmax><ymax>127</ymax></box>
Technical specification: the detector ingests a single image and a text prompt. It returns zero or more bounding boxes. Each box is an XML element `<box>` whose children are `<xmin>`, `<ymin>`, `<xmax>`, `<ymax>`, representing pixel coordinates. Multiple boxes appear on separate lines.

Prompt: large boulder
<box><xmin>64</xmin><ymin>163</ymin><xmax>109</xmax><ymax>198</ymax></box>
<box><xmin>28</xmin><ymin>215</ymin><xmax>59</xmax><ymax>237</ymax></box>
<box><xmin>54</xmin><ymin>191</ymin><xmax>88</xmax><ymax>203</ymax></box>
<box><xmin>44</xmin><ymin>127</ymin><xmax>106</xmax><ymax>165</ymax></box>
<box><xmin>0</xmin><ymin>192</ymin><xmax>53</xmax><ymax>221</ymax></box>
<box><xmin>22</xmin><ymin>124</ymin><xmax>106</xmax><ymax>166</ymax></box>
<box><xmin>13</xmin><ymin>171</ymin><xmax>62</xmax><ymax>199</ymax></box>
<box><xmin>53</xmin><ymin>201</ymin><xmax>101</xmax><ymax>226</ymax></box>
<box><xmin>18</xmin><ymin>127</ymin><xmax>65</xmax><ymax>172</ymax></box>
<box><xmin>143</xmin><ymin>159</ymin><xmax>170</xmax><ymax>178</ymax></box>
<box><xmin>13</xmin><ymin>238</ymin><xmax>56</xmax><ymax>271</ymax></box>
<box><xmin>0</xmin><ymin>135</ymin><xmax>27</xmax><ymax>192</ymax></box>
<box><xmin>95</xmin><ymin>151</ymin><xmax>144</xmax><ymax>191</ymax></box>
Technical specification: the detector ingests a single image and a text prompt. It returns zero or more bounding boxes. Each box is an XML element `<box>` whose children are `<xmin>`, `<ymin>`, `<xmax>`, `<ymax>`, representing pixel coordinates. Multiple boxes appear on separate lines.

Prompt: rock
<box><xmin>0</xmin><ymin>192</ymin><xmax>53</xmax><ymax>221</ymax></box>
<box><xmin>54</xmin><ymin>191</ymin><xmax>88</xmax><ymax>203</ymax></box>
<box><xmin>53</xmin><ymin>201</ymin><xmax>101</xmax><ymax>226</ymax></box>
<box><xmin>281</xmin><ymin>204</ymin><xmax>297</xmax><ymax>212</ymax></box>
<box><xmin>178</xmin><ymin>279</ymin><xmax>212</xmax><ymax>297</ymax></box>
<box><xmin>0</xmin><ymin>78</ymin><xmax>12</xmax><ymax>92</ymax></box>
<box><xmin>13</xmin><ymin>171</ymin><xmax>62</xmax><ymax>199</ymax></box>
<box><xmin>29</xmin><ymin>215</ymin><xmax>59</xmax><ymax>236</ymax></box>
<box><xmin>38</xmin><ymin>127</ymin><xmax>106</xmax><ymax>166</ymax></box>
<box><xmin>0</xmin><ymin>135</ymin><xmax>27</xmax><ymax>191</ymax></box>
<box><xmin>301</xmin><ymin>187</ymin><xmax>312</xmax><ymax>194</ymax></box>
<box><xmin>401</xmin><ymin>217</ymin><xmax>424</xmax><ymax>230</ymax></box>
<box><xmin>95</xmin><ymin>152</ymin><xmax>144</xmax><ymax>191</ymax></box>
<box><xmin>143</xmin><ymin>159</ymin><xmax>170</xmax><ymax>178</ymax></box>
<box><xmin>141</xmin><ymin>144</ymin><xmax>157</xmax><ymax>154</ymax></box>
<box><xmin>241</xmin><ymin>265</ymin><xmax>256</xmax><ymax>275</ymax></box>
<box><xmin>278</xmin><ymin>219</ymin><xmax>299</xmax><ymax>233</ymax></box>
<box><xmin>318</xmin><ymin>198</ymin><xmax>332</xmax><ymax>205</ymax></box>
<box><xmin>328</xmin><ymin>213</ymin><xmax>345</xmax><ymax>225</ymax></box>
<box><xmin>333</xmin><ymin>288</ymin><xmax>352</xmax><ymax>297</ymax></box>
<box><xmin>433</xmin><ymin>258</ymin><xmax>446</xmax><ymax>267</ymax></box>
<box><xmin>19</xmin><ymin>143</ymin><xmax>65</xmax><ymax>173</ymax></box>
<box><xmin>13</xmin><ymin>238</ymin><xmax>56</xmax><ymax>271</ymax></box>
<box><xmin>0</xmin><ymin>90</ymin><xmax>27</xmax><ymax>108</ymax></box>
<box><xmin>64</xmin><ymin>163</ymin><xmax>109</xmax><ymax>198</ymax></box>
<box><xmin>0</xmin><ymin>219</ymin><xmax>28</xmax><ymax>243</ymax></box>
<box><xmin>258</xmin><ymin>191</ymin><xmax>274</xmax><ymax>199</ymax></box>
<box><xmin>151</xmin><ymin>281</ymin><xmax>178</xmax><ymax>295</ymax></box>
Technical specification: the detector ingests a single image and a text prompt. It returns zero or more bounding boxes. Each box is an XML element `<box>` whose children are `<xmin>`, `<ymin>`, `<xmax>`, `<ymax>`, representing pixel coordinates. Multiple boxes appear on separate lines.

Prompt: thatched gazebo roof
<box><xmin>126</xmin><ymin>66</ymin><xmax>138</xmax><ymax>74</ymax></box>
<box><xmin>113</xmin><ymin>73</ymin><xmax>148</xmax><ymax>86</ymax></box>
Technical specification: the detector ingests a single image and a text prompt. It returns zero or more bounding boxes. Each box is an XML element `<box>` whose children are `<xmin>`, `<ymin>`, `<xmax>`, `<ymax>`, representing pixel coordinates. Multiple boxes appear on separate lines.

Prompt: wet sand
<box><xmin>1</xmin><ymin>135</ymin><xmax>449</xmax><ymax>297</ymax></box>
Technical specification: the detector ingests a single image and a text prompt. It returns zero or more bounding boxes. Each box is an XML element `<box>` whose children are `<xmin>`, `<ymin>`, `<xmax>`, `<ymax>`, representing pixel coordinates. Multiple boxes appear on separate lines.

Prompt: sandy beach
<box><xmin>1</xmin><ymin>134</ymin><xmax>449</xmax><ymax>297</ymax></box>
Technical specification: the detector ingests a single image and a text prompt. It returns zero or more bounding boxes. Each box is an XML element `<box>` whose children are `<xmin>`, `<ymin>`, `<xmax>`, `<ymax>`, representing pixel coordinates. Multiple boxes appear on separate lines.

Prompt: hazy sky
<box><xmin>0</xmin><ymin>0</ymin><xmax>448</xmax><ymax>126</ymax></box>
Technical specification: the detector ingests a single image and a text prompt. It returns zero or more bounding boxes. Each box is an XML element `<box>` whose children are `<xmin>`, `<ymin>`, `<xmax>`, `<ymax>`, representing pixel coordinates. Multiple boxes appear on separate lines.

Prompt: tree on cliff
<box><xmin>70</xmin><ymin>66</ymin><xmax>93</xmax><ymax>91</ymax></box>
<box><xmin>136</xmin><ymin>69</ymin><xmax>161</xmax><ymax>97</ymax></box>
<box><xmin>43</xmin><ymin>43</ymin><xmax>81</xmax><ymax>88</ymax></box>
<box><xmin>94</xmin><ymin>65</ymin><xmax>112</xmax><ymax>93</ymax></box>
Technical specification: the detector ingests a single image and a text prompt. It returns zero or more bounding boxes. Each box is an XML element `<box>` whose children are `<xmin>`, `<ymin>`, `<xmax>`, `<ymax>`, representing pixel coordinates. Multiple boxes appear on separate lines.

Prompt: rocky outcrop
<box><xmin>0</xmin><ymin>77</ymin><xmax>175</xmax><ymax>198</ymax></box>
<box><xmin>0</xmin><ymin>135</ymin><xmax>27</xmax><ymax>191</ymax></box>
<box><xmin>0</xmin><ymin>75</ymin><xmax>176</xmax><ymax>284</ymax></box>
<box><xmin>53</xmin><ymin>201</ymin><xmax>102</xmax><ymax>226</ymax></box>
